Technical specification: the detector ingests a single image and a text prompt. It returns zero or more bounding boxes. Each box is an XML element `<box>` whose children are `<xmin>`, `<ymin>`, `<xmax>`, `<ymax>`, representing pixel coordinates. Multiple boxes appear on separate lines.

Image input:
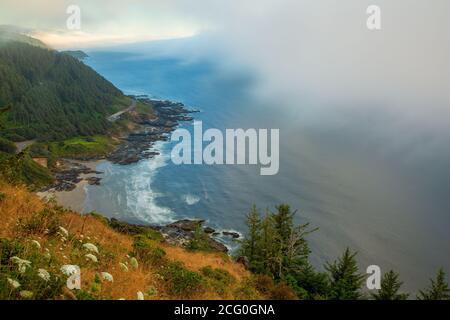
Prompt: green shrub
<box><xmin>0</xmin><ymin>192</ymin><xmax>6</xmax><ymax>202</ymax></box>
<box><xmin>200</xmin><ymin>266</ymin><xmax>235</xmax><ymax>297</ymax></box>
<box><xmin>186</xmin><ymin>227</ymin><xmax>214</xmax><ymax>252</ymax></box>
<box><xmin>133</xmin><ymin>235</ymin><xmax>166</xmax><ymax>266</ymax></box>
<box><xmin>0</xmin><ymin>238</ymin><xmax>65</xmax><ymax>300</ymax></box>
<box><xmin>201</xmin><ymin>266</ymin><xmax>235</xmax><ymax>285</ymax></box>
<box><xmin>0</xmin><ymin>238</ymin><xmax>24</xmax><ymax>265</ymax></box>
<box><xmin>160</xmin><ymin>261</ymin><xmax>204</xmax><ymax>296</ymax></box>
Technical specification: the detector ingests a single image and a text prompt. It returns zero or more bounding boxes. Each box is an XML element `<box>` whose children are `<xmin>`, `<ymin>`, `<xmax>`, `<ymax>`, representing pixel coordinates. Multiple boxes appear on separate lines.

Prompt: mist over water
<box><xmin>82</xmin><ymin>38</ymin><xmax>450</xmax><ymax>291</ymax></box>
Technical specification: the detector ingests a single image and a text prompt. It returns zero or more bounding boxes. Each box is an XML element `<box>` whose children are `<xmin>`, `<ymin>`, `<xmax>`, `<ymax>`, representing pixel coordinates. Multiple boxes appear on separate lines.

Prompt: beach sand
<box><xmin>37</xmin><ymin>160</ymin><xmax>105</xmax><ymax>213</ymax></box>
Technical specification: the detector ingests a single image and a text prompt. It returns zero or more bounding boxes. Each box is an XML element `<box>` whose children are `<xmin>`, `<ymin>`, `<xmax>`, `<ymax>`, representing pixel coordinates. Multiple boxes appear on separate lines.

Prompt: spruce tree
<box><xmin>417</xmin><ymin>268</ymin><xmax>450</xmax><ymax>300</ymax></box>
<box><xmin>371</xmin><ymin>270</ymin><xmax>408</xmax><ymax>300</ymax></box>
<box><xmin>239</xmin><ymin>205</ymin><xmax>262</xmax><ymax>272</ymax></box>
<box><xmin>325</xmin><ymin>248</ymin><xmax>364</xmax><ymax>300</ymax></box>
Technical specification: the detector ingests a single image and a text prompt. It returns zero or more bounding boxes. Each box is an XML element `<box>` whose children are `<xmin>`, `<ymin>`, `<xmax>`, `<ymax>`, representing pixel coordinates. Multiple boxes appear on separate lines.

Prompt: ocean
<box><xmin>81</xmin><ymin>40</ymin><xmax>450</xmax><ymax>291</ymax></box>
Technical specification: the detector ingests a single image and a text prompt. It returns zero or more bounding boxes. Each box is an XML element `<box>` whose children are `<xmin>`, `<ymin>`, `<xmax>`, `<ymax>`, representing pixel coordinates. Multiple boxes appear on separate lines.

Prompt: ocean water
<box><xmin>82</xmin><ymin>43</ymin><xmax>450</xmax><ymax>291</ymax></box>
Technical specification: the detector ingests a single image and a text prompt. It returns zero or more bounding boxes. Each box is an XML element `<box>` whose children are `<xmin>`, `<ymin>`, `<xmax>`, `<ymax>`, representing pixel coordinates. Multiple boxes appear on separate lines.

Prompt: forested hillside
<box><xmin>0</xmin><ymin>36</ymin><xmax>126</xmax><ymax>141</ymax></box>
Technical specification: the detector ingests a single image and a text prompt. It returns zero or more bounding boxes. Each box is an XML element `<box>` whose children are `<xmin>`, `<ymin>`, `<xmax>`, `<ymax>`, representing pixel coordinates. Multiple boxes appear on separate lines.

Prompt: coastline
<box><xmin>36</xmin><ymin>159</ymin><xmax>104</xmax><ymax>212</ymax></box>
<box><xmin>36</xmin><ymin>96</ymin><xmax>195</xmax><ymax>212</ymax></box>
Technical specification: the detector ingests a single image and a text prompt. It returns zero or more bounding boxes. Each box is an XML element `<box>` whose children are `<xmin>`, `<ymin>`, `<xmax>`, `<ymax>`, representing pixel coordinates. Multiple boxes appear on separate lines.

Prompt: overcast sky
<box><xmin>1</xmin><ymin>0</ymin><xmax>450</xmax><ymax>146</ymax></box>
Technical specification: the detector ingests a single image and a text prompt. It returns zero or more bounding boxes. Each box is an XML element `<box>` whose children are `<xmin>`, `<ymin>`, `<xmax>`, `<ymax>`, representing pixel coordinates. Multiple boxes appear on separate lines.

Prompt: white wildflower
<box><xmin>130</xmin><ymin>257</ymin><xmax>139</xmax><ymax>269</ymax></box>
<box><xmin>101</xmin><ymin>272</ymin><xmax>114</xmax><ymax>282</ymax></box>
<box><xmin>58</xmin><ymin>226</ymin><xmax>69</xmax><ymax>238</ymax></box>
<box><xmin>82</xmin><ymin>243</ymin><xmax>99</xmax><ymax>254</ymax></box>
<box><xmin>7</xmin><ymin>278</ymin><xmax>21</xmax><ymax>289</ymax></box>
<box><xmin>137</xmin><ymin>291</ymin><xmax>145</xmax><ymax>300</ymax></box>
<box><xmin>19</xmin><ymin>290</ymin><xmax>33</xmax><ymax>299</ymax></box>
<box><xmin>119</xmin><ymin>262</ymin><xmax>128</xmax><ymax>272</ymax></box>
<box><xmin>38</xmin><ymin>269</ymin><xmax>51</xmax><ymax>282</ymax></box>
<box><xmin>30</xmin><ymin>240</ymin><xmax>41</xmax><ymax>250</ymax></box>
<box><xmin>118</xmin><ymin>298</ymin><xmax>126</xmax><ymax>300</ymax></box>
<box><xmin>10</xmin><ymin>256</ymin><xmax>31</xmax><ymax>273</ymax></box>
<box><xmin>85</xmin><ymin>253</ymin><xmax>98</xmax><ymax>263</ymax></box>
<box><xmin>60</xmin><ymin>264</ymin><xmax>79</xmax><ymax>276</ymax></box>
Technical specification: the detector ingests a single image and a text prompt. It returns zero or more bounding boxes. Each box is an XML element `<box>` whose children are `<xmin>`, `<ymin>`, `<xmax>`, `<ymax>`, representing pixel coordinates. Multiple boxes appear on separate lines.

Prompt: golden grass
<box><xmin>0</xmin><ymin>183</ymin><xmax>259</xmax><ymax>300</ymax></box>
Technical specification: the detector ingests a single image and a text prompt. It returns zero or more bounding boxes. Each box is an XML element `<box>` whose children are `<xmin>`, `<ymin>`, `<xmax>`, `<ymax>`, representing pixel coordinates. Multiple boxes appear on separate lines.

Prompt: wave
<box><xmin>183</xmin><ymin>194</ymin><xmax>201</xmax><ymax>205</ymax></box>
<box><xmin>124</xmin><ymin>141</ymin><xmax>174</xmax><ymax>224</ymax></box>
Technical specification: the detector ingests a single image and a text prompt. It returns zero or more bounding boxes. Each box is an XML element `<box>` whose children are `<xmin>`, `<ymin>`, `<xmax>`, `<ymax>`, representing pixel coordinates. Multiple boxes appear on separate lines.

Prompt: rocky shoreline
<box><xmin>109</xmin><ymin>218</ymin><xmax>240</xmax><ymax>254</ymax></box>
<box><xmin>106</xmin><ymin>98</ymin><xmax>196</xmax><ymax>165</ymax></box>
<box><xmin>40</xmin><ymin>97</ymin><xmax>196</xmax><ymax>192</ymax></box>
<box><xmin>39</xmin><ymin>159</ymin><xmax>103</xmax><ymax>192</ymax></box>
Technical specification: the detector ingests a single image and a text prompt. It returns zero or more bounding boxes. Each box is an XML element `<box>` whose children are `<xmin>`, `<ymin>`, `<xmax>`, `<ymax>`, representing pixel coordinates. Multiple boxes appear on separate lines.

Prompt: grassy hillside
<box><xmin>0</xmin><ymin>183</ymin><xmax>285</xmax><ymax>300</ymax></box>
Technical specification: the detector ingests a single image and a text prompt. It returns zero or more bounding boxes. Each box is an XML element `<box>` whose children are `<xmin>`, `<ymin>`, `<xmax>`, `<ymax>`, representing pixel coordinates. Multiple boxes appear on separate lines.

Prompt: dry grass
<box><xmin>0</xmin><ymin>183</ymin><xmax>262</xmax><ymax>300</ymax></box>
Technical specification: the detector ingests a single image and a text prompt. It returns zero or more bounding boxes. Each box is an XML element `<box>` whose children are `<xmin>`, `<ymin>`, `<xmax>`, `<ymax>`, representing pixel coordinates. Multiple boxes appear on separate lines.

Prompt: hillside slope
<box><xmin>0</xmin><ymin>183</ymin><xmax>274</xmax><ymax>300</ymax></box>
<box><xmin>0</xmin><ymin>31</ymin><xmax>128</xmax><ymax>141</ymax></box>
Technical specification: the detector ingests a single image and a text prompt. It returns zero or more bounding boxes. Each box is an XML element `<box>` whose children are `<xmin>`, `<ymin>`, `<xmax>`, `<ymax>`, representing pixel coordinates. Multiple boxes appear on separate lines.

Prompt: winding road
<box><xmin>107</xmin><ymin>99</ymin><xmax>136</xmax><ymax>122</ymax></box>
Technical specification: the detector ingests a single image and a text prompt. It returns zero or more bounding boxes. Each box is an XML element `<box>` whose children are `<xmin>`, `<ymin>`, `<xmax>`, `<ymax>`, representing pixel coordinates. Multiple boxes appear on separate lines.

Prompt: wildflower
<box><xmin>82</xmin><ymin>243</ymin><xmax>99</xmax><ymax>254</ymax></box>
<box><xmin>19</xmin><ymin>291</ymin><xmax>33</xmax><ymax>299</ymax></box>
<box><xmin>58</xmin><ymin>226</ymin><xmax>69</xmax><ymax>238</ymax></box>
<box><xmin>61</xmin><ymin>265</ymin><xmax>79</xmax><ymax>276</ymax></box>
<box><xmin>38</xmin><ymin>269</ymin><xmax>51</xmax><ymax>282</ymax></box>
<box><xmin>137</xmin><ymin>291</ymin><xmax>145</xmax><ymax>300</ymax></box>
<box><xmin>119</xmin><ymin>262</ymin><xmax>128</xmax><ymax>272</ymax></box>
<box><xmin>130</xmin><ymin>257</ymin><xmax>139</xmax><ymax>269</ymax></box>
<box><xmin>10</xmin><ymin>256</ymin><xmax>31</xmax><ymax>273</ymax></box>
<box><xmin>7</xmin><ymin>278</ymin><xmax>21</xmax><ymax>289</ymax></box>
<box><xmin>85</xmin><ymin>254</ymin><xmax>98</xmax><ymax>263</ymax></box>
<box><xmin>101</xmin><ymin>272</ymin><xmax>114</xmax><ymax>282</ymax></box>
<box><xmin>30</xmin><ymin>240</ymin><xmax>41</xmax><ymax>250</ymax></box>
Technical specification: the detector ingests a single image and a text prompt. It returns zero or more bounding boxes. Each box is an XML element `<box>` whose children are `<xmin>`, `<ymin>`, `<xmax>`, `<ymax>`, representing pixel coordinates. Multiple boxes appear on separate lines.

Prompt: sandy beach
<box><xmin>37</xmin><ymin>159</ymin><xmax>105</xmax><ymax>213</ymax></box>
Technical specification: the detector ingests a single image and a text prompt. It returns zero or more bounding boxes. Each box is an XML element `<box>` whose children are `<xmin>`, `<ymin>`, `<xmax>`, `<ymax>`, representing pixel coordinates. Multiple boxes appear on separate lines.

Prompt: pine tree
<box><xmin>294</xmin><ymin>263</ymin><xmax>330</xmax><ymax>299</ymax></box>
<box><xmin>325</xmin><ymin>248</ymin><xmax>365</xmax><ymax>300</ymax></box>
<box><xmin>239</xmin><ymin>205</ymin><xmax>262</xmax><ymax>272</ymax></box>
<box><xmin>371</xmin><ymin>270</ymin><xmax>408</xmax><ymax>300</ymax></box>
<box><xmin>260</xmin><ymin>210</ymin><xmax>279</xmax><ymax>276</ymax></box>
<box><xmin>270</xmin><ymin>205</ymin><xmax>314</xmax><ymax>279</ymax></box>
<box><xmin>417</xmin><ymin>268</ymin><xmax>450</xmax><ymax>300</ymax></box>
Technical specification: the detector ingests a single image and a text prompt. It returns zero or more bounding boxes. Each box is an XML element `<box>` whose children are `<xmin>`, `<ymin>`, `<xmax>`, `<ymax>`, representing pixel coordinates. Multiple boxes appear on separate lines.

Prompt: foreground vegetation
<box><xmin>0</xmin><ymin>183</ymin><xmax>448</xmax><ymax>300</ymax></box>
<box><xmin>239</xmin><ymin>205</ymin><xmax>450</xmax><ymax>300</ymax></box>
<box><xmin>0</xmin><ymin>183</ymin><xmax>289</xmax><ymax>300</ymax></box>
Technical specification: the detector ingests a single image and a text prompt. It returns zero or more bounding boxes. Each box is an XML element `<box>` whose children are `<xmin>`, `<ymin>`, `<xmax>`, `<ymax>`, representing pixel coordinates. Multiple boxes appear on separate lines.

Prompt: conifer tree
<box><xmin>417</xmin><ymin>268</ymin><xmax>450</xmax><ymax>300</ymax></box>
<box><xmin>325</xmin><ymin>248</ymin><xmax>364</xmax><ymax>300</ymax></box>
<box><xmin>371</xmin><ymin>270</ymin><xmax>409</xmax><ymax>300</ymax></box>
<box><xmin>239</xmin><ymin>205</ymin><xmax>262</xmax><ymax>272</ymax></box>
